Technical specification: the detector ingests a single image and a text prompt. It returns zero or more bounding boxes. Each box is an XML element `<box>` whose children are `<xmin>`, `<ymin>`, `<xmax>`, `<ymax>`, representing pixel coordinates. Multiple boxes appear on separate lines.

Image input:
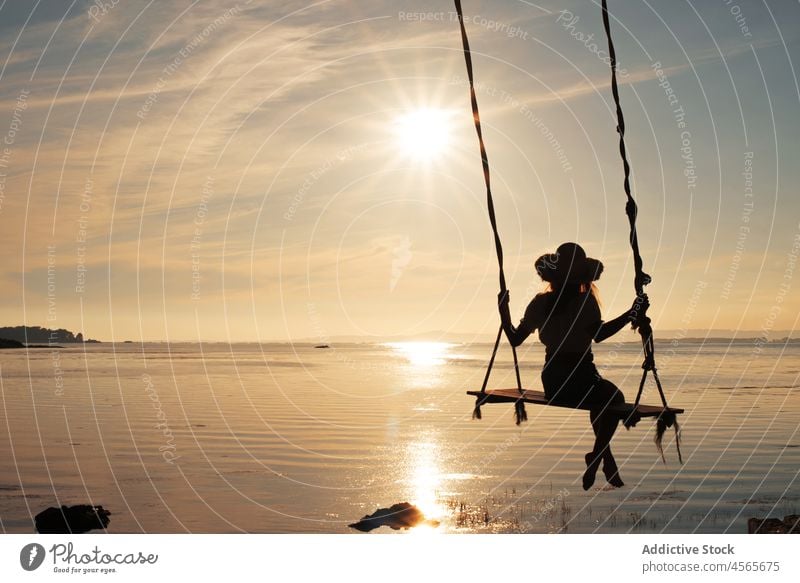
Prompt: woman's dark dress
<box><xmin>515</xmin><ymin>290</ymin><xmax>624</xmax><ymax>410</ymax></box>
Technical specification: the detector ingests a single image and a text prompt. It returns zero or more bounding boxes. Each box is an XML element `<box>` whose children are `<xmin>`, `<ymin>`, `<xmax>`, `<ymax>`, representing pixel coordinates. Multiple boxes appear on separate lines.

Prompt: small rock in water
<box><xmin>35</xmin><ymin>505</ymin><xmax>111</xmax><ymax>534</ymax></box>
<box><xmin>747</xmin><ymin>515</ymin><xmax>800</xmax><ymax>534</ymax></box>
<box><xmin>349</xmin><ymin>502</ymin><xmax>439</xmax><ymax>532</ymax></box>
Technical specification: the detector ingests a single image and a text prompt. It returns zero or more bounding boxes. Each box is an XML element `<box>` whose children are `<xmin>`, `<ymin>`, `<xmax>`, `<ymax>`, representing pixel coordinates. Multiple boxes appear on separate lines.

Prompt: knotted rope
<box><xmin>454</xmin><ymin>0</ymin><xmax>526</xmax><ymax>425</ymax></box>
<box><xmin>601</xmin><ymin>0</ymin><xmax>681</xmax><ymax>463</ymax></box>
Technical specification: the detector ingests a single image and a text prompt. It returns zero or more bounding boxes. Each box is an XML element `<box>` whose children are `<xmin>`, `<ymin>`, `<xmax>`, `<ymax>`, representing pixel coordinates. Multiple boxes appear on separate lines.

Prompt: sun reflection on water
<box><xmin>386</xmin><ymin>341</ymin><xmax>455</xmax><ymax>367</ymax></box>
<box><xmin>405</xmin><ymin>439</ymin><xmax>446</xmax><ymax>532</ymax></box>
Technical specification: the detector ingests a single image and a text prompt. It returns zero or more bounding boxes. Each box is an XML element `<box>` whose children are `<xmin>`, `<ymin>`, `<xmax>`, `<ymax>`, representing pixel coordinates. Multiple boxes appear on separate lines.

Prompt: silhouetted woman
<box><xmin>498</xmin><ymin>242</ymin><xmax>647</xmax><ymax>490</ymax></box>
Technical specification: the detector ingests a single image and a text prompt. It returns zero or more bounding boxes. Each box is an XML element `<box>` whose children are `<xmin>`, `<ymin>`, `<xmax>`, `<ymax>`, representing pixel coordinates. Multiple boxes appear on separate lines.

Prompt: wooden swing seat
<box><xmin>466</xmin><ymin>388</ymin><xmax>684</xmax><ymax>419</ymax></box>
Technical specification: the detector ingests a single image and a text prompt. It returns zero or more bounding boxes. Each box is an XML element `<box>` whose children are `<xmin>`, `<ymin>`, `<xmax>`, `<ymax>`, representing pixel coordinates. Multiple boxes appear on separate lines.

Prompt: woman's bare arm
<box><xmin>593</xmin><ymin>294</ymin><xmax>649</xmax><ymax>343</ymax></box>
<box><xmin>593</xmin><ymin>311</ymin><xmax>631</xmax><ymax>342</ymax></box>
<box><xmin>499</xmin><ymin>292</ymin><xmax>541</xmax><ymax>347</ymax></box>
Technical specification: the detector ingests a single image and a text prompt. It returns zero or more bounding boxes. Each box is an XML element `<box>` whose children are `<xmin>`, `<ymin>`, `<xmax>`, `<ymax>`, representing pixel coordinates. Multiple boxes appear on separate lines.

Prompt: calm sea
<box><xmin>1</xmin><ymin>340</ymin><xmax>798</xmax><ymax>533</ymax></box>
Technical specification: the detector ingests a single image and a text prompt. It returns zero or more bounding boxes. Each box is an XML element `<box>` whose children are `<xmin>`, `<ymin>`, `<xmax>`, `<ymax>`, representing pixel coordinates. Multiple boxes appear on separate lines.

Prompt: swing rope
<box><xmin>456</xmin><ymin>0</ymin><xmax>681</xmax><ymax>460</ymax></box>
<box><xmin>454</xmin><ymin>0</ymin><xmax>527</xmax><ymax>425</ymax></box>
<box><xmin>601</xmin><ymin>0</ymin><xmax>681</xmax><ymax>463</ymax></box>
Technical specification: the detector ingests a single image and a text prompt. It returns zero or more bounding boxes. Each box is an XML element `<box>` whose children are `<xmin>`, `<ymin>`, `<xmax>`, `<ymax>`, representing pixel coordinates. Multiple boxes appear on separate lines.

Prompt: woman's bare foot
<box><xmin>602</xmin><ymin>454</ymin><xmax>624</xmax><ymax>488</ymax></box>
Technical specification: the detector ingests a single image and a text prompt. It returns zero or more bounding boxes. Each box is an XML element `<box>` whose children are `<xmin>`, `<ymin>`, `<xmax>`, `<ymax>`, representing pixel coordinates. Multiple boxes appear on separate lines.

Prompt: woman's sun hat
<box><xmin>535</xmin><ymin>242</ymin><xmax>604</xmax><ymax>283</ymax></box>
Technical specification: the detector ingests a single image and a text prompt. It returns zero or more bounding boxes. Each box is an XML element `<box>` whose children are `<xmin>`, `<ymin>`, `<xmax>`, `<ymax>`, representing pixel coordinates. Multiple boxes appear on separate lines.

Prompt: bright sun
<box><xmin>393</xmin><ymin>108</ymin><xmax>452</xmax><ymax>161</ymax></box>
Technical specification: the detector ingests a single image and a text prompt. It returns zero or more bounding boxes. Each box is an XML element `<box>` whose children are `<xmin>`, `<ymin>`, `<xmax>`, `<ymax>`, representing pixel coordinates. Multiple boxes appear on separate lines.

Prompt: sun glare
<box><xmin>408</xmin><ymin>440</ymin><xmax>445</xmax><ymax>524</ymax></box>
<box><xmin>393</xmin><ymin>108</ymin><xmax>452</xmax><ymax>160</ymax></box>
<box><xmin>387</xmin><ymin>341</ymin><xmax>454</xmax><ymax>367</ymax></box>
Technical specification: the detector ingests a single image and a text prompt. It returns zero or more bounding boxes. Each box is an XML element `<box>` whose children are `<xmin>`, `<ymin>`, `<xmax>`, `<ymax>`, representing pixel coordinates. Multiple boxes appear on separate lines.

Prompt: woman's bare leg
<box><xmin>593</xmin><ymin>410</ymin><xmax>619</xmax><ymax>459</ymax></box>
<box><xmin>584</xmin><ymin>381</ymin><xmax>625</xmax><ymax>489</ymax></box>
<box><xmin>584</xmin><ymin>410</ymin><xmax>619</xmax><ymax>489</ymax></box>
<box><xmin>583</xmin><ymin>411</ymin><xmax>603</xmax><ymax>490</ymax></box>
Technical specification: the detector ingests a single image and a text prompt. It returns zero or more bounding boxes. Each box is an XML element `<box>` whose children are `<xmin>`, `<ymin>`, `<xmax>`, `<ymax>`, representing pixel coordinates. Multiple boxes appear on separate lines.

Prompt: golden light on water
<box><xmin>386</xmin><ymin>341</ymin><xmax>455</xmax><ymax>367</ymax></box>
<box><xmin>410</xmin><ymin>442</ymin><xmax>440</xmax><ymax>516</ymax></box>
<box><xmin>388</xmin><ymin>343</ymin><xmax>455</xmax><ymax>532</ymax></box>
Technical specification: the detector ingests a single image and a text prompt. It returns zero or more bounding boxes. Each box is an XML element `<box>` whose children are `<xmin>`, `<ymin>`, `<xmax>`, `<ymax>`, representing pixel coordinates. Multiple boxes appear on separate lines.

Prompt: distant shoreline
<box><xmin>0</xmin><ymin>325</ymin><xmax>100</xmax><ymax>344</ymax></box>
<box><xmin>3</xmin><ymin>333</ymin><xmax>797</xmax><ymax>346</ymax></box>
<box><xmin>51</xmin><ymin>338</ymin><xmax>796</xmax><ymax>345</ymax></box>
<box><xmin>0</xmin><ymin>338</ymin><xmax>62</xmax><ymax>349</ymax></box>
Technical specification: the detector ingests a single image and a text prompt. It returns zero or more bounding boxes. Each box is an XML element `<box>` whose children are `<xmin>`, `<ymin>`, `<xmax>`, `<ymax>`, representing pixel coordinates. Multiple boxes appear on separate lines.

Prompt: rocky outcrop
<box><xmin>349</xmin><ymin>502</ymin><xmax>439</xmax><ymax>532</ymax></box>
<box><xmin>748</xmin><ymin>515</ymin><xmax>800</xmax><ymax>533</ymax></box>
<box><xmin>0</xmin><ymin>326</ymin><xmax>99</xmax><ymax>344</ymax></box>
<box><xmin>35</xmin><ymin>505</ymin><xmax>111</xmax><ymax>534</ymax></box>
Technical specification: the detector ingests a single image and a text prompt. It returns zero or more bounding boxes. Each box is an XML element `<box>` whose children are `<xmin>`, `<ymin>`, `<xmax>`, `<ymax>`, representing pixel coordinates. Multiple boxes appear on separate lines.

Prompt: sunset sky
<box><xmin>0</xmin><ymin>0</ymin><xmax>798</xmax><ymax>342</ymax></box>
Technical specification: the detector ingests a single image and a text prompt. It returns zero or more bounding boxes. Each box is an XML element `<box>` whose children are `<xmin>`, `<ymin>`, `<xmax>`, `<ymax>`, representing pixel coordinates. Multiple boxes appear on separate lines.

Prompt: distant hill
<box><xmin>0</xmin><ymin>326</ymin><xmax>100</xmax><ymax>344</ymax></box>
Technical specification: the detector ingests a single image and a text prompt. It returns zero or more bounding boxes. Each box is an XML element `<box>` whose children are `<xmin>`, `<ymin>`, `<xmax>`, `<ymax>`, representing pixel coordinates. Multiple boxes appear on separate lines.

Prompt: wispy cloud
<box><xmin>0</xmin><ymin>0</ymin><xmax>797</xmax><ymax>339</ymax></box>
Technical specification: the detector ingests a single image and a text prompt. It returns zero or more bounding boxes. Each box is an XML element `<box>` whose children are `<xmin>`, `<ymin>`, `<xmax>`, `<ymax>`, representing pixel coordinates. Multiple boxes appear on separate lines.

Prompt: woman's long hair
<box><xmin>546</xmin><ymin>281</ymin><xmax>602</xmax><ymax>307</ymax></box>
